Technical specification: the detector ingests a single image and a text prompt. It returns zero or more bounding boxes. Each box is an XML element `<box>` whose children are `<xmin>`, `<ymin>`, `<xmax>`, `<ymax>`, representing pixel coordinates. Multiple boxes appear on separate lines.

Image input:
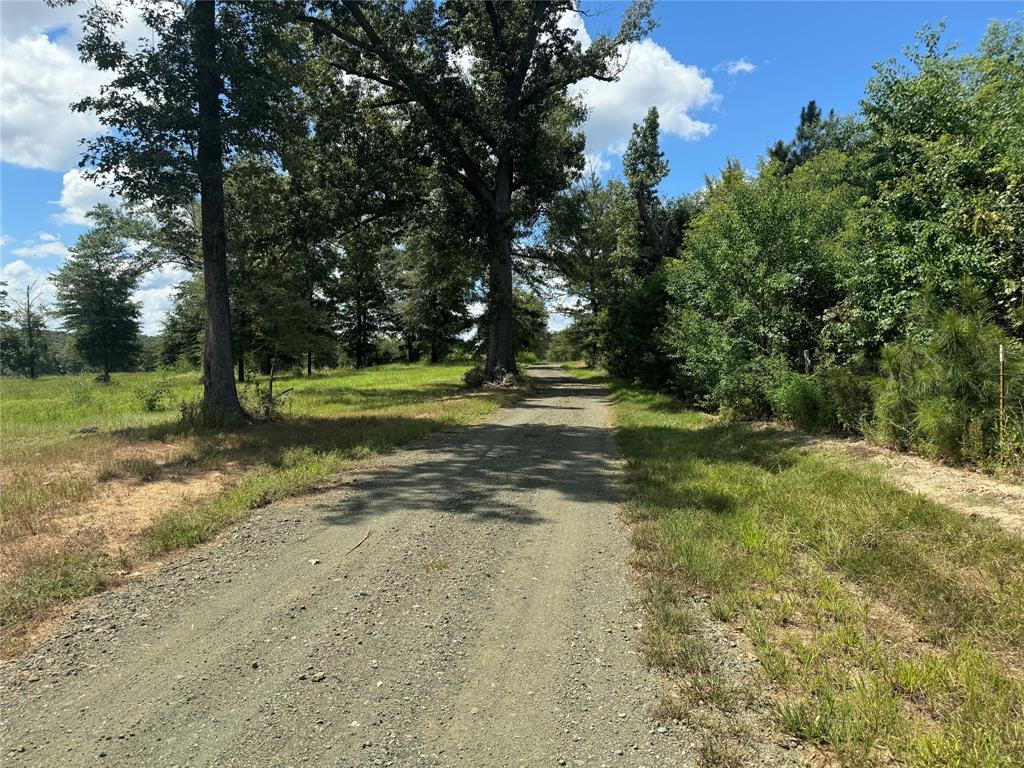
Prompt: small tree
<box><xmin>332</xmin><ymin>230</ymin><xmax>399</xmax><ymax>369</ymax></box>
<box><xmin>4</xmin><ymin>280</ymin><xmax>49</xmax><ymax>378</ymax></box>
<box><xmin>53</xmin><ymin>208</ymin><xmax>143</xmax><ymax>381</ymax></box>
<box><xmin>396</xmin><ymin>226</ymin><xmax>476</xmax><ymax>365</ymax></box>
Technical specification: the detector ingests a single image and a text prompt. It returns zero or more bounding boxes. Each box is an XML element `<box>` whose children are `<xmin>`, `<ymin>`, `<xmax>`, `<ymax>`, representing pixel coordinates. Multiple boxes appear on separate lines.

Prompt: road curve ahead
<box><xmin>2</xmin><ymin>366</ymin><xmax>680</xmax><ymax>767</ymax></box>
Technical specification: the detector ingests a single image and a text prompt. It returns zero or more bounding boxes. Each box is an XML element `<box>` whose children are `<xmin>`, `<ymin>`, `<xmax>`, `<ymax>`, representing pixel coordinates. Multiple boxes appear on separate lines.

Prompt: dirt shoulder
<box><xmin>803</xmin><ymin>435</ymin><xmax>1024</xmax><ymax>536</ymax></box>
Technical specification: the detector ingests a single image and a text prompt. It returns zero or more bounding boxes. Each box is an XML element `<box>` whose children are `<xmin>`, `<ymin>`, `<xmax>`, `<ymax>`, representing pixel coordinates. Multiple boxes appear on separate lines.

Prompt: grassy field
<box><xmin>571</xmin><ymin>369</ymin><xmax>1024</xmax><ymax>768</ymax></box>
<box><xmin>1</xmin><ymin>364</ymin><xmax>520</xmax><ymax>653</ymax></box>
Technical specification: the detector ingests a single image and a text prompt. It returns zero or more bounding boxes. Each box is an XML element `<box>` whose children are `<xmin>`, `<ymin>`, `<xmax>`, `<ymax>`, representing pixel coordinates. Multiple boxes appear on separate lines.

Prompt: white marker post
<box><xmin>999</xmin><ymin>344</ymin><xmax>1005</xmax><ymax>453</ymax></box>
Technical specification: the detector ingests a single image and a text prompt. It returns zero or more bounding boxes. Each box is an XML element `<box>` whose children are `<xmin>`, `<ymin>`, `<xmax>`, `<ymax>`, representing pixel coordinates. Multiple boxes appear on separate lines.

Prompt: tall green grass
<box><xmin>575</xmin><ymin>368</ymin><xmax>1024</xmax><ymax>768</ymax></box>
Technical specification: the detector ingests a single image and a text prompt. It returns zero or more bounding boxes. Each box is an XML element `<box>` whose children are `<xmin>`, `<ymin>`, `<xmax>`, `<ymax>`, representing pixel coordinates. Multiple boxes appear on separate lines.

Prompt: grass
<box><xmin>571</xmin><ymin>368</ymin><xmax>1024</xmax><ymax>768</ymax></box>
<box><xmin>1</xmin><ymin>364</ymin><xmax>522</xmax><ymax>653</ymax></box>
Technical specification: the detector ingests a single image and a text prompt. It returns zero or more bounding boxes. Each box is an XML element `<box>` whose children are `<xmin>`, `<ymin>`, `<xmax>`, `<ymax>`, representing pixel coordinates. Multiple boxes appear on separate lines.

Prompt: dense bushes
<box><xmin>871</xmin><ymin>289</ymin><xmax>1022</xmax><ymax>466</ymax></box>
<box><xmin>660</xmin><ymin>21</ymin><xmax>1021</xmax><ymax>470</ymax></box>
<box><xmin>767</xmin><ymin>367</ymin><xmax>874</xmax><ymax>434</ymax></box>
<box><xmin>549</xmin><ymin>21</ymin><xmax>1022</xmax><ymax>471</ymax></box>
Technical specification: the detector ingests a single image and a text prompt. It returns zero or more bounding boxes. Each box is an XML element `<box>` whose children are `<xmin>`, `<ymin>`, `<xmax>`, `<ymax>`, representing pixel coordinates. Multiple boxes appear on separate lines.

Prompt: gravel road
<box><xmin>2</xmin><ymin>367</ymin><xmax>688</xmax><ymax>767</ymax></box>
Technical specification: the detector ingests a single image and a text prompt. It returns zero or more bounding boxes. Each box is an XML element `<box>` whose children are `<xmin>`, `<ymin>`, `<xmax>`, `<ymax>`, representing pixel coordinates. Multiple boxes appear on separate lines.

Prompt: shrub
<box><xmin>819</xmin><ymin>366</ymin><xmax>874</xmax><ymax>434</ymax></box>
<box><xmin>713</xmin><ymin>356</ymin><xmax>788</xmax><ymax>421</ymax></box>
<box><xmin>134</xmin><ymin>372</ymin><xmax>172</xmax><ymax>412</ymax></box>
<box><xmin>66</xmin><ymin>377</ymin><xmax>95</xmax><ymax>408</ymax></box>
<box><xmin>871</xmin><ymin>285</ymin><xmax>1022</xmax><ymax>466</ymax></box>
<box><xmin>177</xmin><ymin>397</ymin><xmax>204</xmax><ymax>429</ymax></box>
<box><xmin>463</xmin><ymin>365</ymin><xmax>486</xmax><ymax>389</ymax></box>
<box><xmin>769</xmin><ymin>371</ymin><xmax>830</xmax><ymax>433</ymax></box>
<box><xmin>239</xmin><ymin>379</ymin><xmax>287</xmax><ymax>422</ymax></box>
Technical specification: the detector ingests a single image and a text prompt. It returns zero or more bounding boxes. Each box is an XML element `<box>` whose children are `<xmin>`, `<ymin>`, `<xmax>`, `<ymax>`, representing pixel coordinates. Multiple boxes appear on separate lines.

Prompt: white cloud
<box><xmin>1</xmin><ymin>237</ymin><xmax>189</xmax><ymax>336</ymax></box>
<box><xmin>548</xmin><ymin>311</ymin><xmax>571</xmax><ymax>332</ymax></box>
<box><xmin>0</xmin><ymin>32</ymin><xmax>107</xmax><ymax>171</ymax></box>
<box><xmin>9</xmin><ymin>237</ymin><xmax>69</xmax><ymax>260</ymax></box>
<box><xmin>136</xmin><ymin>263</ymin><xmax>190</xmax><ymax>335</ymax></box>
<box><xmin>0</xmin><ymin>1</ymin><xmax>82</xmax><ymax>42</ymax></box>
<box><xmin>572</xmin><ymin>39</ymin><xmax>717</xmax><ymax>171</ymax></box>
<box><xmin>0</xmin><ymin>1</ymin><xmax>155</xmax><ymax>172</ymax></box>
<box><xmin>52</xmin><ymin>168</ymin><xmax>119</xmax><ymax>225</ymax></box>
<box><xmin>0</xmin><ymin>258</ymin><xmax>55</xmax><ymax>309</ymax></box>
<box><xmin>721</xmin><ymin>58</ymin><xmax>756</xmax><ymax>76</ymax></box>
<box><xmin>558</xmin><ymin>9</ymin><xmax>592</xmax><ymax>48</ymax></box>
<box><xmin>583</xmin><ymin>152</ymin><xmax>611</xmax><ymax>177</ymax></box>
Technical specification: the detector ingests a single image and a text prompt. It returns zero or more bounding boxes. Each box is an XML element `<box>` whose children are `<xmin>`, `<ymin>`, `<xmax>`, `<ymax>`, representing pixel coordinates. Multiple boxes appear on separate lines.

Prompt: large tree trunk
<box><xmin>237</xmin><ymin>352</ymin><xmax>245</xmax><ymax>383</ymax></box>
<box><xmin>484</xmin><ymin>170</ymin><xmax>516</xmax><ymax>379</ymax></box>
<box><xmin>194</xmin><ymin>0</ymin><xmax>244</xmax><ymax>426</ymax></box>
<box><xmin>484</xmin><ymin>224</ymin><xmax>516</xmax><ymax>379</ymax></box>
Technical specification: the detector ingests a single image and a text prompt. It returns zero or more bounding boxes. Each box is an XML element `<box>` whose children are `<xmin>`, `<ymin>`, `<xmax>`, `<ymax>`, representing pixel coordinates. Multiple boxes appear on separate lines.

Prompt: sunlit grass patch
<box><xmin>575</xmin><ymin>368</ymin><xmax>1024</xmax><ymax>768</ymax></box>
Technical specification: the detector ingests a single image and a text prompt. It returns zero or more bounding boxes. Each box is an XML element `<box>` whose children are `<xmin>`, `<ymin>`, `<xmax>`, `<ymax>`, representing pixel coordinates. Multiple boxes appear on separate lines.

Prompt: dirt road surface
<box><xmin>1</xmin><ymin>367</ymin><xmax>687</xmax><ymax>767</ymax></box>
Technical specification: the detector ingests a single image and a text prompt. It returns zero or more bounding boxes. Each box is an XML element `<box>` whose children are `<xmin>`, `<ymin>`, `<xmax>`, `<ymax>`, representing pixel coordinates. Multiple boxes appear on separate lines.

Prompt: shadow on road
<box><xmin>316</xmin><ymin>370</ymin><xmax>620</xmax><ymax>528</ymax></box>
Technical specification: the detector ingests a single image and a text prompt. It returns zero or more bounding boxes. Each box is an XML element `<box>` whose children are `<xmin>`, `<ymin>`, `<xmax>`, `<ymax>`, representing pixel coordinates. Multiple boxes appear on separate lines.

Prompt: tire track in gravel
<box><xmin>3</xmin><ymin>367</ymin><xmax>703</xmax><ymax>766</ymax></box>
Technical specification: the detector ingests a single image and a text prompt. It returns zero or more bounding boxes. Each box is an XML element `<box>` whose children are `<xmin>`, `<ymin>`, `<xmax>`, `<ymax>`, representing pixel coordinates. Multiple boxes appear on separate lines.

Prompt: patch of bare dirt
<box><xmin>1</xmin><ymin>467</ymin><xmax>230</xmax><ymax>582</ymax></box>
<box><xmin>805</xmin><ymin>437</ymin><xmax>1024</xmax><ymax>536</ymax></box>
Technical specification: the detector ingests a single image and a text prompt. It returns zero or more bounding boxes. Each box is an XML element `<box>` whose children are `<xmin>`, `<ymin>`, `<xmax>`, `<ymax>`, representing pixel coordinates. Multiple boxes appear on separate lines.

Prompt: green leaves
<box><xmin>52</xmin><ymin>206</ymin><xmax>144</xmax><ymax>378</ymax></box>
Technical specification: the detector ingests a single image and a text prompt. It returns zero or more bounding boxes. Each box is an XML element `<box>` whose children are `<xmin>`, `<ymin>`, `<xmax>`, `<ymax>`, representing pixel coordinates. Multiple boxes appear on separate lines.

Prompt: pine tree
<box><xmin>52</xmin><ymin>208</ymin><xmax>143</xmax><ymax>381</ymax></box>
<box><xmin>332</xmin><ymin>230</ymin><xmax>399</xmax><ymax>369</ymax></box>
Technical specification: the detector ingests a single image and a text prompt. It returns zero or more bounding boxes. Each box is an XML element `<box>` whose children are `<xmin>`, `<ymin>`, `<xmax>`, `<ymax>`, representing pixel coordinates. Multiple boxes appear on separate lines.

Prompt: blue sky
<box><xmin>1</xmin><ymin>1</ymin><xmax>1018</xmax><ymax>333</ymax></box>
<box><xmin>583</xmin><ymin>1</ymin><xmax>1019</xmax><ymax>197</ymax></box>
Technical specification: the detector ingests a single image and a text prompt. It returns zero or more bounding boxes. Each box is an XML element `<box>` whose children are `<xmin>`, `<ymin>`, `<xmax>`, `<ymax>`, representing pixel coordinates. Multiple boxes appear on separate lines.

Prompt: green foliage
<box><xmin>769</xmin><ymin>371</ymin><xmax>831</xmax><ymax>433</ymax></box>
<box><xmin>545</xmin><ymin>105</ymin><xmax>701</xmax><ymax>386</ymax></box>
<box><xmin>872</xmin><ymin>286</ymin><xmax>1022</xmax><ymax>466</ymax></box>
<box><xmin>712</xmin><ymin>355</ymin><xmax>788</xmax><ymax>422</ymax></box>
<box><xmin>238</xmin><ymin>379</ymin><xmax>288</xmax><ymax>422</ymax></box>
<box><xmin>665</xmin><ymin>151</ymin><xmax>856</xmax><ymax>406</ymax></box>
<box><xmin>766</xmin><ymin>99</ymin><xmax>861</xmax><ymax>173</ymax></box>
<box><xmin>133</xmin><ymin>371</ymin><xmax>173</xmax><ymax>412</ymax></box>
<box><xmin>476</xmin><ymin>288</ymin><xmax>549</xmax><ymax>361</ymax></box>
<box><xmin>545</xmin><ymin>329</ymin><xmax>581</xmax><ymax>362</ymax></box>
<box><xmin>305</xmin><ymin>0</ymin><xmax>654</xmax><ymax>376</ymax></box>
<box><xmin>602</xmin><ymin>267</ymin><xmax>673</xmax><ymax>388</ymax></box>
<box><xmin>0</xmin><ymin>282</ymin><xmax>50</xmax><ymax>378</ymax></box>
<box><xmin>52</xmin><ymin>206</ymin><xmax>144</xmax><ymax>380</ymax></box>
<box><xmin>395</xmin><ymin>223</ymin><xmax>476</xmax><ymax>364</ymax></box>
<box><xmin>769</xmin><ymin>368</ymin><xmax>874</xmax><ymax>434</ymax></box>
<box><xmin>463</xmin><ymin>365</ymin><xmax>487</xmax><ymax>389</ymax></box>
<box><xmin>640</xmin><ymin>19</ymin><xmax>1024</xmax><ymax>471</ymax></box>
<box><xmin>819</xmin><ymin>366</ymin><xmax>875</xmax><ymax>433</ymax></box>
<box><xmin>544</xmin><ymin>173</ymin><xmax>619</xmax><ymax>364</ymax></box>
<box><xmin>834</xmin><ymin>20</ymin><xmax>1024</xmax><ymax>353</ymax></box>
<box><xmin>160</xmin><ymin>276</ymin><xmax>205</xmax><ymax>369</ymax></box>
<box><xmin>331</xmin><ymin>228</ymin><xmax>400</xmax><ymax>369</ymax></box>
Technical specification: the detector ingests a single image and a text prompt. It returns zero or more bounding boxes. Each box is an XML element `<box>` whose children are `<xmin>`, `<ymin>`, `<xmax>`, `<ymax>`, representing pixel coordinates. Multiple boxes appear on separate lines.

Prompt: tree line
<box><xmin>548</xmin><ymin>21</ymin><xmax>1023</xmax><ymax>468</ymax></box>
<box><xmin>3</xmin><ymin>0</ymin><xmax>654</xmax><ymax>424</ymax></box>
<box><xmin>4</xmin><ymin>4</ymin><xmax>1020</xmax><ymax>467</ymax></box>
